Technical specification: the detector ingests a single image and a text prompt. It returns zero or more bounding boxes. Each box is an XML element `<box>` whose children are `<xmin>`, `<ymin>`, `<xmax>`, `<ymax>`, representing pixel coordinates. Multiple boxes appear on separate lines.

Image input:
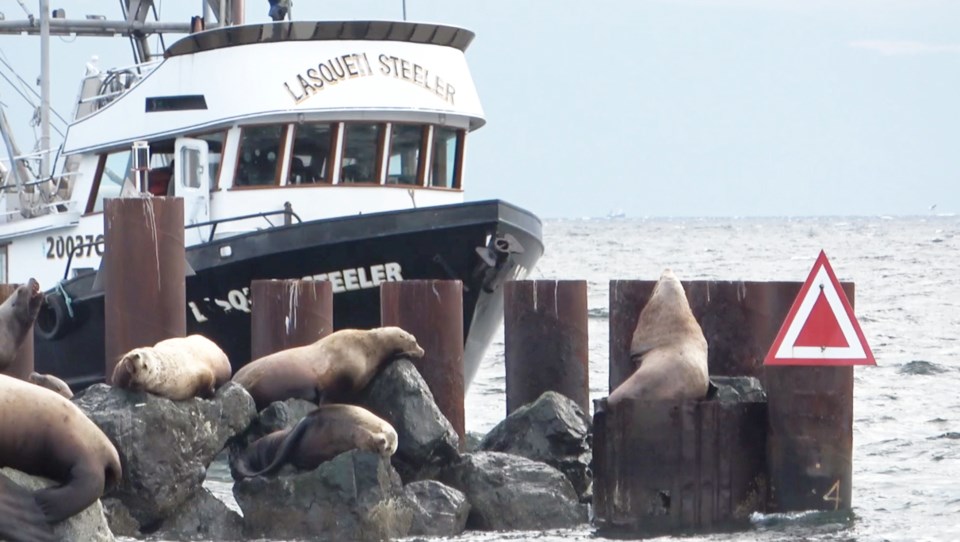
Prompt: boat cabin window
<box><xmin>179</xmin><ymin>146</ymin><xmax>202</xmax><ymax>189</ymax></box>
<box><xmin>430</xmin><ymin>127</ymin><xmax>462</xmax><ymax>189</ymax></box>
<box><xmin>341</xmin><ymin>123</ymin><xmax>383</xmax><ymax>183</ymax></box>
<box><xmin>89</xmin><ymin>150</ymin><xmax>133</xmax><ymax>213</ymax></box>
<box><xmin>197</xmin><ymin>132</ymin><xmax>225</xmax><ymax>188</ymax></box>
<box><xmin>387</xmin><ymin>125</ymin><xmax>425</xmax><ymax>185</ymax></box>
<box><xmin>236</xmin><ymin>125</ymin><xmax>285</xmax><ymax>186</ymax></box>
<box><xmin>288</xmin><ymin>124</ymin><xmax>333</xmax><ymax>184</ymax></box>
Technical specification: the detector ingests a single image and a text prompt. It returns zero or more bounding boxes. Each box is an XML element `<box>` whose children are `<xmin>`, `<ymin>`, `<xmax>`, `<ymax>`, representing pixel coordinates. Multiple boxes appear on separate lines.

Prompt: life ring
<box><xmin>35</xmin><ymin>292</ymin><xmax>74</xmax><ymax>341</ymax></box>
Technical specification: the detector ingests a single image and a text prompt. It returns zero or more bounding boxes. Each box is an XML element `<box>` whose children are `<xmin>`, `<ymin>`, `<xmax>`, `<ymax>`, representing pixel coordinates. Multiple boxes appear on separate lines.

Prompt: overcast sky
<box><xmin>0</xmin><ymin>0</ymin><xmax>957</xmax><ymax>218</ymax></box>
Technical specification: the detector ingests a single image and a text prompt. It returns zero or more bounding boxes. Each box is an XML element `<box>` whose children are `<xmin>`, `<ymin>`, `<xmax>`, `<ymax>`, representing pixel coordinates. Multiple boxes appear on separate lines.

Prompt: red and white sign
<box><xmin>764</xmin><ymin>250</ymin><xmax>876</xmax><ymax>366</ymax></box>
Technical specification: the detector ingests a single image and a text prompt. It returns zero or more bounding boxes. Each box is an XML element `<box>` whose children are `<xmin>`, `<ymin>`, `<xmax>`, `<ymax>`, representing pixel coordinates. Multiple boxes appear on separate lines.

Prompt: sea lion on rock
<box><xmin>232</xmin><ymin>326</ymin><xmax>425</xmax><ymax>410</ymax></box>
<box><xmin>28</xmin><ymin>371</ymin><xmax>74</xmax><ymax>399</ymax></box>
<box><xmin>232</xmin><ymin>403</ymin><xmax>398</xmax><ymax>479</ymax></box>
<box><xmin>112</xmin><ymin>334</ymin><xmax>231</xmax><ymax>400</ymax></box>
<box><xmin>0</xmin><ymin>278</ymin><xmax>43</xmax><ymax>373</ymax></box>
<box><xmin>0</xmin><ymin>373</ymin><xmax>122</xmax><ymax>524</ymax></box>
<box><xmin>608</xmin><ymin>269</ymin><xmax>709</xmax><ymax>406</ymax></box>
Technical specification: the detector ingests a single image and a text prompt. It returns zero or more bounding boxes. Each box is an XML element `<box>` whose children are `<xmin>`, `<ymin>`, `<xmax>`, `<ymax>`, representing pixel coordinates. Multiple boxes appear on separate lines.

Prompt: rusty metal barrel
<box><xmin>381</xmin><ymin>280</ymin><xmax>465</xmax><ymax>447</ymax></box>
<box><xmin>104</xmin><ymin>197</ymin><xmax>186</xmax><ymax>383</ymax></box>
<box><xmin>503</xmin><ymin>279</ymin><xmax>589</xmax><ymax>415</ymax></box>
<box><xmin>250</xmin><ymin>279</ymin><xmax>334</xmax><ymax>360</ymax></box>
<box><xmin>602</xmin><ymin>279</ymin><xmax>857</xmax><ymax>530</ymax></box>
<box><xmin>593</xmin><ymin>396</ymin><xmax>767</xmax><ymax>536</ymax></box>
<box><xmin>0</xmin><ymin>284</ymin><xmax>34</xmax><ymax>379</ymax></box>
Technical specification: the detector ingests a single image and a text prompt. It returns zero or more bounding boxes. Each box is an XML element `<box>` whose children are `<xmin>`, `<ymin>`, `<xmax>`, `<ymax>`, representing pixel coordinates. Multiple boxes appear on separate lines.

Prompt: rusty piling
<box><xmin>0</xmin><ymin>284</ymin><xmax>34</xmax><ymax>379</ymax></box>
<box><xmin>602</xmin><ymin>279</ymin><xmax>856</xmax><ymax>531</ymax></box>
<box><xmin>381</xmin><ymin>280</ymin><xmax>465</xmax><ymax>447</ymax></box>
<box><xmin>503</xmin><ymin>279</ymin><xmax>589</xmax><ymax>415</ymax></box>
<box><xmin>250</xmin><ymin>279</ymin><xmax>334</xmax><ymax>360</ymax></box>
<box><xmin>103</xmin><ymin>197</ymin><xmax>185</xmax><ymax>383</ymax></box>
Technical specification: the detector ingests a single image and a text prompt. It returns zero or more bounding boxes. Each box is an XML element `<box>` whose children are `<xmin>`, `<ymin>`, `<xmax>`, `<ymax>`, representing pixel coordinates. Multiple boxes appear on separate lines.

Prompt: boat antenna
<box><xmin>39</xmin><ymin>0</ymin><xmax>51</xmax><ymax>179</ymax></box>
<box><xmin>402</xmin><ymin>0</ymin><xmax>407</xmax><ymax>21</ymax></box>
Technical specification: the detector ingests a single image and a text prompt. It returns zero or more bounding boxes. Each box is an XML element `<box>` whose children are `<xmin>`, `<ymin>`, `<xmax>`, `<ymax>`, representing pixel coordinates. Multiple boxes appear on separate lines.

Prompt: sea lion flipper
<box><xmin>34</xmin><ymin>462</ymin><xmax>103</xmax><ymax>523</ymax></box>
<box><xmin>0</xmin><ymin>473</ymin><xmax>57</xmax><ymax>542</ymax></box>
<box><xmin>235</xmin><ymin>414</ymin><xmax>315</xmax><ymax>479</ymax></box>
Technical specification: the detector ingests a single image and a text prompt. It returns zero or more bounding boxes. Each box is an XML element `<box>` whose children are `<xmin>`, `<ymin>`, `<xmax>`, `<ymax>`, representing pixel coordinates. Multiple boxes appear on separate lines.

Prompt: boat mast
<box><xmin>39</xmin><ymin>0</ymin><xmax>50</xmax><ymax>179</ymax></box>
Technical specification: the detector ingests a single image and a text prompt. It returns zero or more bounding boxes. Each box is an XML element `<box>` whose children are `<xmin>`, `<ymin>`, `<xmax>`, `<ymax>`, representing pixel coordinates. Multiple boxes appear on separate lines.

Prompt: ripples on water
<box><xmin>201</xmin><ymin>216</ymin><xmax>960</xmax><ymax>542</ymax></box>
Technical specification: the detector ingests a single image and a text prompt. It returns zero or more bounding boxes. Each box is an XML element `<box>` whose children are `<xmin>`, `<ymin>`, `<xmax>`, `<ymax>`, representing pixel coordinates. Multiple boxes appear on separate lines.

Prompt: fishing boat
<box><xmin>0</xmin><ymin>1</ymin><xmax>543</xmax><ymax>389</ymax></box>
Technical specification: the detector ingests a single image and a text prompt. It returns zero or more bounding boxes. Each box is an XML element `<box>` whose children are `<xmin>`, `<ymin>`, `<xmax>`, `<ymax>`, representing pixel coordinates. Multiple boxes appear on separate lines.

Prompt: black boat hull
<box><xmin>34</xmin><ymin>200</ymin><xmax>543</xmax><ymax>391</ymax></box>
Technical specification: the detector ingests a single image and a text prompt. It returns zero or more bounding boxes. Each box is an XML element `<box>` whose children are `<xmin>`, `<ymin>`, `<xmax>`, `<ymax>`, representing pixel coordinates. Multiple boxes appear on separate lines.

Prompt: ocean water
<box><xmin>201</xmin><ymin>215</ymin><xmax>960</xmax><ymax>542</ymax></box>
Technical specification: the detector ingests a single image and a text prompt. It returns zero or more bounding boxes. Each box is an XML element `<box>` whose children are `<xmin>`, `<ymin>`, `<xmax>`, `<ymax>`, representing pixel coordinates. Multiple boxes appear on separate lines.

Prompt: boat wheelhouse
<box><xmin>0</xmin><ymin>6</ymin><xmax>542</xmax><ymax>390</ymax></box>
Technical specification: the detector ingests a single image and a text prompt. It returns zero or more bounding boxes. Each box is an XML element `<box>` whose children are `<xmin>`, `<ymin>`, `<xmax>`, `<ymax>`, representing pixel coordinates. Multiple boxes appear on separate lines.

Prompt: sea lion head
<box><xmin>11</xmin><ymin>278</ymin><xmax>43</xmax><ymax>324</ymax></box>
<box><xmin>112</xmin><ymin>348</ymin><xmax>159</xmax><ymax>390</ymax></box>
<box><xmin>377</xmin><ymin>326</ymin><xmax>425</xmax><ymax>359</ymax></box>
<box><xmin>373</xmin><ymin>430</ymin><xmax>399</xmax><ymax>457</ymax></box>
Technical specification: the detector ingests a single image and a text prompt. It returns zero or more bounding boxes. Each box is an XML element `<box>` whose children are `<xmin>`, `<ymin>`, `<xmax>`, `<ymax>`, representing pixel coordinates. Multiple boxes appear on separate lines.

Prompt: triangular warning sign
<box><xmin>764</xmin><ymin>250</ymin><xmax>876</xmax><ymax>366</ymax></box>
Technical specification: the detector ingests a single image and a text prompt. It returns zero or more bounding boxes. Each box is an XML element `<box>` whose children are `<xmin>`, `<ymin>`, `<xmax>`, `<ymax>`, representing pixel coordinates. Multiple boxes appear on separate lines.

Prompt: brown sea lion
<box><xmin>0</xmin><ymin>471</ymin><xmax>57</xmax><ymax>542</ymax></box>
<box><xmin>28</xmin><ymin>371</ymin><xmax>74</xmax><ymax>399</ymax></box>
<box><xmin>0</xmin><ymin>374</ymin><xmax>122</xmax><ymax>524</ymax></box>
<box><xmin>232</xmin><ymin>403</ymin><xmax>398</xmax><ymax>479</ymax></box>
<box><xmin>608</xmin><ymin>269</ymin><xmax>709</xmax><ymax>406</ymax></box>
<box><xmin>0</xmin><ymin>278</ymin><xmax>43</xmax><ymax>374</ymax></box>
<box><xmin>232</xmin><ymin>326</ymin><xmax>424</xmax><ymax>410</ymax></box>
<box><xmin>112</xmin><ymin>334</ymin><xmax>231</xmax><ymax>400</ymax></box>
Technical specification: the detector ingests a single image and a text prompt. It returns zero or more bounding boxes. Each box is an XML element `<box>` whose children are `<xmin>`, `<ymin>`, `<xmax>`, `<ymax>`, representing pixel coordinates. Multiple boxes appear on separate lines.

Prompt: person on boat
<box><xmin>268</xmin><ymin>0</ymin><xmax>291</xmax><ymax>21</ymax></box>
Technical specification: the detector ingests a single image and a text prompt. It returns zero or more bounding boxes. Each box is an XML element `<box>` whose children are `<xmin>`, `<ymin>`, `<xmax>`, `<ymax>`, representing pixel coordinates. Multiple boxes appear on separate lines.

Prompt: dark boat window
<box><xmin>90</xmin><ymin>150</ymin><xmax>133</xmax><ymax>212</ymax></box>
<box><xmin>430</xmin><ymin>127</ymin><xmax>462</xmax><ymax>189</ymax></box>
<box><xmin>288</xmin><ymin>124</ymin><xmax>333</xmax><ymax>184</ymax></box>
<box><xmin>235</xmin><ymin>125</ymin><xmax>285</xmax><ymax>187</ymax></box>
<box><xmin>341</xmin><ymin>123</ymin><xmax>383</xmax><ymax>183</ymax></box>
<box><xmin>386</xmin><ymin>124</ymin><xmax>425</xmax><ymax>185</ymax></box>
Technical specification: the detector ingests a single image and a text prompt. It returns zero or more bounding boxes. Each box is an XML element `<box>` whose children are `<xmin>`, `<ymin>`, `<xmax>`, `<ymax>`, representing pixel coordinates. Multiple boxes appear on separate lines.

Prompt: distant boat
<box><xmin>606</xmin><ymin>209</ymin><xmax>626</xmax><ymax>219</ymax></box>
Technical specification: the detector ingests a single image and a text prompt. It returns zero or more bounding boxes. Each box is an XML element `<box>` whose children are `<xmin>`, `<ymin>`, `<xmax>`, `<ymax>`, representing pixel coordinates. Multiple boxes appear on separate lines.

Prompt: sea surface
<box><xmin>200</xmin><ymin>215</ymin><xmax>960</xmax><ymax>542</ymax></box>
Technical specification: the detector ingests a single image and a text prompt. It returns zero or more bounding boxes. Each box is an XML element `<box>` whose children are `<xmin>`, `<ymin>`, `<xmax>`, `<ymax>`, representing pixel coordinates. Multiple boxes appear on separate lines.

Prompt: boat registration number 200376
<box><xmin>45</xmin><ymin>235</ymin><xmax>106</xmax><ymax>259</ymax></box>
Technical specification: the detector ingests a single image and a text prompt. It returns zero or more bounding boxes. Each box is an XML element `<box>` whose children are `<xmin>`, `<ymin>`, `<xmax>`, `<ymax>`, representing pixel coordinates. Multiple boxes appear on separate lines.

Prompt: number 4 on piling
<box><xmin>822</xmin><ymin>480</ymin><xmax>841</xmax><ymax>510</ymax></box>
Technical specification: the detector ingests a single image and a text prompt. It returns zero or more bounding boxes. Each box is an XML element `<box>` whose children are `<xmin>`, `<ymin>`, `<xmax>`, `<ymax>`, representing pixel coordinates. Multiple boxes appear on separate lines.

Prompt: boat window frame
<box><xmin>188</xmin><ymin>129</ymin><xmax>228</xmax><ymax>191</ymax></box>
<box><xmin>384</xmin><ymin>122</ymin><xmax>429</xmax><ymax>187</ymax></box>
<box><xmin>427</xmin><ymin>126</ymin><xmax>465</xmax><ymax>190</ymax></box>
<box><xmin>337</xmin><ymin>122</ymin><xmax>388</xmax><ymax>186</ymax></box>
<box><xmin>232</xmin><ymin>124</ymin><xmax>290</xmax><ymax>189</ymax></box>
<box><xmin>0</xmin><ymin>243</ymin><xmax>7</xmax><ymax>284</ymax></box>
<box><xmin>285</xmin><ymin>122</ymin><xmax>337</xmax><ymax>186</ymax></box>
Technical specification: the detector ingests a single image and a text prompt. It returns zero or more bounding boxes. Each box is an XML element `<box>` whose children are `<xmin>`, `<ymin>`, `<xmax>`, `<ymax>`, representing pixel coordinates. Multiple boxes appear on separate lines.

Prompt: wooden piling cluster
<box><xmin>23</xmin><ymin>196</ymin><xmax>859</xmax><ymax>538</ymax></box>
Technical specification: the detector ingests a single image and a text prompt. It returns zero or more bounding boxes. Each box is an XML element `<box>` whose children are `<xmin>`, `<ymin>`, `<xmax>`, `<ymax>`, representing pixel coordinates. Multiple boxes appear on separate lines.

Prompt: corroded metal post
<box><xmin>503</xmin><ymin>279</ymin><xmax>589</xmax><ymax>414</ymax></box>
<box><xmin>593</xmin><ymin>397</ymin><xmax>768</xmax><ymax>536</ymax></box>
<box><xmin>250</xmin><ymin>279</ymin><xmax>333</xmax><ymax>360</ymax></box>
<box><xmin>0</xmin><ymin>284</ymin><xmax>33</xmax><ymax>379</ymax></box>
<box><xmin>381</xmin><ymin>280</ymin><xmax>465</xmax><ymax>447</ymax></box>
<box><xmin>104</xmin><ymin>197</ymin><xmax>185</xmax><ymax>383</ymax></box>
<box><xmin>607</xmin><ymin>279</ymin><xmax>856</xmax><ymax>519</ymax></box>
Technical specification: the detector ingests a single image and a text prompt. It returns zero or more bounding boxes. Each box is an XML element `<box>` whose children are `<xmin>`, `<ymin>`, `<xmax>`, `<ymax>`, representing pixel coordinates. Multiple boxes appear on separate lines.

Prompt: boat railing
<box><xmin>187</xmin><ymin>205</ymin><xmax>303</xmax><ymax>243</ymax></box>
<box><xmin>57</xmin><ymin>205</ymin><xmax>301</xmax><ymax>280</ymax></box>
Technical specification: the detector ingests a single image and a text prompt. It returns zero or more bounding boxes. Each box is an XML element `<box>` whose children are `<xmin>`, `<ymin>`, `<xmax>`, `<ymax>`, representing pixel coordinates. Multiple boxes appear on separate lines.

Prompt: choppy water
<box><xmin>201</xmin><ymin>215</ymin><xmax>960</xmax><ymax>542</ymax></box>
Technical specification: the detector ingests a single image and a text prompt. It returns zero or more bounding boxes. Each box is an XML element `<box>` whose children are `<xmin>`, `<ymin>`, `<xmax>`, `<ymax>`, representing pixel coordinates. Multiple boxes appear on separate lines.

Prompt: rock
<box><xmin>464</xmin><ymin>431</ymin><xmax>485</xmax><ymax>452</ymax></box>
<box><xmin>357</xmin><ymin>359</ymin><xmax>461</xmax><ymax>481</ymax></box>
<box><xmin>709</xmin><ymin>376</ymin><xmax>766</xmax><ymax>405</ymax></box>
<box><xmin>439</xmin><ymin>451</ymin><xmax>587</xmax><ymax>531</ymax></box>
<box><xmin>1</xmin><ymin>468</ymin><xmax>114</xmax><ymax>542</ymax></box>
<box><xmin>100</xmin><ymin>498</ymin><xmax>139</xmax><ymax>538</ymax></box>
<box><xmin>72</xmin><ymin>382</ymin><xmax>256</xmax><ymax>530</ymax></box>
<box><xmin>479</xmin><ymin>391</ymin><xmax>593</xmax><ymax>501</ymax></box>
<box><xmin>153</xmin><ymin>488</ymin><xmax>244</xmax><ymax>541</ymax></box>
<box><xmin>234</xmin><ymin>450</ymin><xmax>412</xmax><ymax>541</ymax></box>
<box><xmin>404</xmin><ymin>480</ymin><xmax>470</xmax><ymax>537</ymax></box>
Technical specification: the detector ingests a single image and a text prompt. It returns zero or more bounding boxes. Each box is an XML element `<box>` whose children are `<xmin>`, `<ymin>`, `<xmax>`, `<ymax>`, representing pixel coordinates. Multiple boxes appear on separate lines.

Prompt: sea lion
<box><xmin>0</xmin><ymin>278</ymin><xmax>43</xmax><ymax>373</ymax></box>
<box><xmin>232</xmin><ymin>326</ymin><xmax>425</xmax><ymax>410</ymax></box>
<box><xmin>608</xmin><ymin>269</ymin><xmax>709</xmax><ymax>405</ymax></box>
<box><xmin>28</xmin><ymin>371</ymin><xmax>74</xmax><ymax>399</ymax></box>
<box><xmin>0</xmin><ymin>472</ymin><xmax>57</xmax><ymax>542</ymax></box>
<box><xmin>0</xmin><ymin>373</ymin><xmax>122</xmax><ymax>524</ymax></box>
<box><xmin>232</xmin><ymin>403</ymin><xmax>398</xmax><ymax>479</ymax></box>
<box><xmin>112</xmin><ymin>334</ymin><xmax>231</xmax><ymax>400</ymax></box>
